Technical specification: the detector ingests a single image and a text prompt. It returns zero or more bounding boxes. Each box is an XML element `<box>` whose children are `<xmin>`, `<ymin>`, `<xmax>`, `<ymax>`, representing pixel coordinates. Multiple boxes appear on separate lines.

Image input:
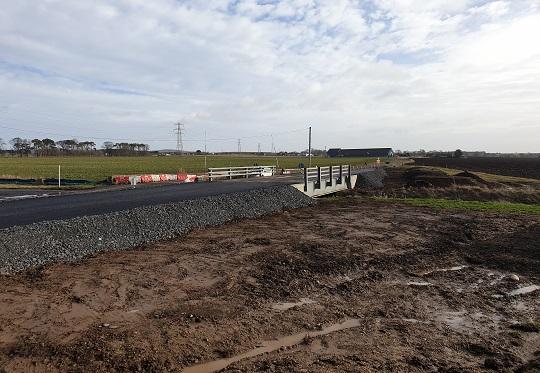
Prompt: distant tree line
<box><xmin>0</xmin><ymin>137</ymin><xmax>149</xmax><ymax>157</ymax></box>
<box><xmin>102</xmin><ymin>141</ymin><xmax>149</xmax><ymax>156</ymax></box>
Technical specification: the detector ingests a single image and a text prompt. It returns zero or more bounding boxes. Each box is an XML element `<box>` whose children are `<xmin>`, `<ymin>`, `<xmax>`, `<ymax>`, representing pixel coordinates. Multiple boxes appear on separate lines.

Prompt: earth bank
<box><xmin>0</xmin><ymin>196</ymin><xmax>538</xmax><ymax>372</ymax></box>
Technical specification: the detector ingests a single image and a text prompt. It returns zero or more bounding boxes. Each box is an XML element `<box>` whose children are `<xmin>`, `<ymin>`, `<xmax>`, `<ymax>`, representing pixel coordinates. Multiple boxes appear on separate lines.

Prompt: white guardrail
<box><xmin>208</xmin><ymin>166</ymin><xmax>276</xmax><ymax>181</ymax></box>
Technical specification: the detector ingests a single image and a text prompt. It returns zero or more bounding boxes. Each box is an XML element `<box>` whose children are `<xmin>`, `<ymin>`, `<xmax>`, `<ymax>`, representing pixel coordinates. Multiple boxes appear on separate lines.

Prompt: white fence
<box><xmin>208</xmin><ymin>166</ymin><xmax>276</xmax><ymax>181</ymax></box>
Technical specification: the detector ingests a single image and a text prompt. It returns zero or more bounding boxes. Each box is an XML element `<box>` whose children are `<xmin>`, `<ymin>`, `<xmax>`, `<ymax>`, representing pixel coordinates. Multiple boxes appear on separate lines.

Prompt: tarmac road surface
<box><xmin>0</xmin><ymin>168</ymin><xmax>376</xmax><ymax>229</ymax></box>
<box><xmin>0</xmin><ymin>176</ymin><xmax>299</xmax><ymax>229</ymax></box>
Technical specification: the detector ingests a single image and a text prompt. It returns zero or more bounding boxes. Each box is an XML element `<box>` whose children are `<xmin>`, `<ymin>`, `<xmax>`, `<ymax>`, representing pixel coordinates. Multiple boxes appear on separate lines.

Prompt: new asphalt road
<box><xmin>0</xmin><ymin>177</ymin><xmax>299</xmax><ymax>229</ymax></box>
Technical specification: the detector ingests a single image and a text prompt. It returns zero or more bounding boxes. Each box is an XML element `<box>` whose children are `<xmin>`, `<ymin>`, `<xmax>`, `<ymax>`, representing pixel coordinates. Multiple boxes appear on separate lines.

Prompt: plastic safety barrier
<box><xmin>112</xmin><ymin>173</ymin><xmax>198</xmax><ymax>185</ymax></box>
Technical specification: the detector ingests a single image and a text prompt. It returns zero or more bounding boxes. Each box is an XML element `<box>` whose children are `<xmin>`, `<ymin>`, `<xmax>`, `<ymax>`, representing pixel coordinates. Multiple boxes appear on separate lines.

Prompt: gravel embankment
<box><xmin>0</xmin><ymin>185</ymin><xmax>314</xmax><ymax>274</ymax></box>
<box><xmin>355</xmin><ymin>168</ymin><xmax>387</xmax><ymax>188</ymax></box>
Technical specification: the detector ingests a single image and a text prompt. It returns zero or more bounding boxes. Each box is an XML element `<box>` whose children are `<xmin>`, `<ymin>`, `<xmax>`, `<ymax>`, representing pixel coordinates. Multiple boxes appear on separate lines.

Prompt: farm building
<box><xmin>327</xmin><ymin>148</ymin><xmax>394</xmax><ymax>158</ymax></box>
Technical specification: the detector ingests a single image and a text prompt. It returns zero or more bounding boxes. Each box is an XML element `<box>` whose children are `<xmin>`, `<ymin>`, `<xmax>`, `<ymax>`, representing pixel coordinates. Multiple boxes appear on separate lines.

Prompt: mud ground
<box><xmin>0</xmin><ymin>197</ymin><xmax>539</xmax><ymax>372</ymax></box>
<box><xmin>412</xmin><ymin>157</ymin><xmax>540</xmax><ymax>180</ymax></box>
<box><xmin>362</xmin><ymin>167</ymin><xmax>540</xmax><ymax>205</ymax></box>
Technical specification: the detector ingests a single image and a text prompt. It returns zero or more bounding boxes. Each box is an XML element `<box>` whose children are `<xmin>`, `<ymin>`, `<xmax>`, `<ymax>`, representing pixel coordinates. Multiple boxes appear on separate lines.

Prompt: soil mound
<box><xmin>454</xmin><ymin>171</ymin><xmax>488</xmax><ymax>184</ymax></box>
<box><xmin>403</xmin><ymin>168</ymin><xmax>483</xmax><ymax>188</ymax></box>
<box><xmin>403</xmin><ymin>167</ymin><xmax>446</xmax><ymax>180</ymax></box>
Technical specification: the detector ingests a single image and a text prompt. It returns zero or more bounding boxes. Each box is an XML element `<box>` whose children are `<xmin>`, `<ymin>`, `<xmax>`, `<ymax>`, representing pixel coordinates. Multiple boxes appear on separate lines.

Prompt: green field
<box><xmin>379</xmin><ymin>197</ymin><xmax>540</xmax><ymax>215</ymax></box>
<box><xmin>0</xmin><ymin>155</ymin><xmax>379</xmax><ymax>181</ymax></box>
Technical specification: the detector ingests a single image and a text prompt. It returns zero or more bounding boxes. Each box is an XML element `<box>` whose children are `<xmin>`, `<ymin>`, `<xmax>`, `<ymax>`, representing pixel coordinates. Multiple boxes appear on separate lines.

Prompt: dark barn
<box><xmin>327</xmin><ymin>148</ymin><xmax>394</xmax><ymax>158</ymax></box>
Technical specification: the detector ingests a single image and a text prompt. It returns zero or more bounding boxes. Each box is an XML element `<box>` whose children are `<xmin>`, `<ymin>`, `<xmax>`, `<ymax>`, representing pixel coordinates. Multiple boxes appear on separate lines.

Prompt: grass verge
<box><xmin>377</xmin><ymin>197</ymin><xmax>540</xmax><ymax>215</ymax></box>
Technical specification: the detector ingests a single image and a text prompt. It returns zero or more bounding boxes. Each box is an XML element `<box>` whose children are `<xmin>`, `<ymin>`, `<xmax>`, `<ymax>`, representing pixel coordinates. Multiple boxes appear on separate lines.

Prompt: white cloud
<box><xmin>0</xmin><ymin>0</ymin><xmax>539</xmax><ymax>152</ymax></box>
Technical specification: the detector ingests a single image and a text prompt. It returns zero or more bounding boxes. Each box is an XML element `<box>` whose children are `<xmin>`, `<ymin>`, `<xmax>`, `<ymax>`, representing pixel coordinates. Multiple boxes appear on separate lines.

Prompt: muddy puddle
<box><xmin>402</xmin><ymin>318</ymin><xmax>430</xmax><ymax>324</ymax></box>
<box><xmin>272</xmin><ymin>298</ymin><xmax>316</xmax><ymax>311</ymax></box>
<box><xmin>507</xmin><ymin>285</ymin><xmax>540</xmax><ymax>296</ymax></box>
<box><xmin>407</xmin><ymin>281</ymin><xmax>432</xmax><ymax>286</ymax></box>
<box><xmin>437</xmin><ymin>311</ymin><xmax>471</xmax><ymax>332</ymax></box>
<box><xmin>1</xmin><ymin>196</ymin><xmax>538</xmax><ymax>372</ymax></box>
<box><xmin>436</xmin><ymin>310</ymin><xmax>507</xmax><ymax>333</ymax></box>
<box><xmin>181</xmin><ymin>319</ymin><xmax>362</xmax><ymax>373</ymax></box>
<box><xmin>422</xmin><ymin>265</ymin><xmax>468</xmax><ymax>276</ymax></box>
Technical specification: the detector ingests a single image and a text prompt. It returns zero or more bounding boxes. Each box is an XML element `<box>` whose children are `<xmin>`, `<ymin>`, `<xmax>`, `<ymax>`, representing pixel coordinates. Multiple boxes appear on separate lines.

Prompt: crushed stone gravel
<box><xmin>0</xmin><ymin>185</ymin><xmax>314</xmax><ymax>274</ymax></box>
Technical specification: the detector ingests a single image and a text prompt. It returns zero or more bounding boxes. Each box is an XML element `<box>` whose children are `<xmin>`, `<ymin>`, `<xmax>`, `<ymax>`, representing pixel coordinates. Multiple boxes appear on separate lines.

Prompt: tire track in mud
<box><xmin>0</xmin><ymin>198</ymin><xmax>538</xmax><ymax>372</ymax></box>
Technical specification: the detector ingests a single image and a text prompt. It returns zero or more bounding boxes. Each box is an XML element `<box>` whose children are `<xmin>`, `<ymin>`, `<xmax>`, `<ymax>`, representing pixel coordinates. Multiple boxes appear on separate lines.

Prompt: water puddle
<box><xmin>181</xmin><ymin>319</ymin><xmax>362</xmax><ymax>373</ymax></box>
<box><xmin>514</xmin><ymin>301</ymin><xmax>529</xmax><ymax>311</ymax></box>
<box><xmin>402</xmin><ymin>318</ymin><xmax>430</xmax><ymax>324</ymax></box>
<box><xmin>508</xmin><ymin>285</ymin><xmax>540</xmax><ymax>297</ymax></box>
<box><xmin>407</xmin><ymin>281</ymin><xmax>432</xmax><ymax>287</ymax></box>
<box><xmin>422</xmin><ymin>265</ymin><xmax>468</xmax><ymax>276</ymax></box>
<box><xmin>272</xmin><ymin>298</ymin><xmax>315</xmax><ymax>311</ymax></box>
<box><xmin>0</xmin><ymin>194</ymin><xmax>51</xmax><ymax>202</ymax></box>
<box><xmin>436</xmin><ymin>310</ymin><xmax>505</xmax><ymax>332</ymax></box>
<box><xmin>437</xmin><ymin>311</ymin><xmax>471</xmax><ymax>331</ymax></box>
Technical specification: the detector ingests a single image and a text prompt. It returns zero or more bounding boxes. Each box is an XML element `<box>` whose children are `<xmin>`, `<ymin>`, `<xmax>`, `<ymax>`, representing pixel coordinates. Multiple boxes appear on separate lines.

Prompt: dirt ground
<box><xmin>0</xmin><ymin>197</ymin><xmax>539</xmax><ymax>372</ymax></box>
<box><xmin>365</xmin><ymin>167</ymin><xmax>540</xmax><ymax>205</ymax></box>
<box><xmin>412</xmin><ymin>157</ymin><xmax>540</xmax><ymax>180</ymax></box>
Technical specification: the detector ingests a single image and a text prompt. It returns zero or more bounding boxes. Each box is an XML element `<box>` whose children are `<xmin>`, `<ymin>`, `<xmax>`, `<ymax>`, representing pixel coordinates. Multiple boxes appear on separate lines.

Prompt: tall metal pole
<box><xmin>174</xmin><ymin>122</ymin><xmax>185</xmax><ymax>155</ymax></box>
<box><xmin>308</xmin><ymin>126</ymin><xmax>312</xmax><ymax>168</ymax></box>
<box><xmin>204</xmin><ymin>130</ymin><xmax>207</xmax><ymax>154</ymax></box>
<box><xmin>58</xmin><ymin>165</ymin><xmax>61</xmax><ymax>189</ymax></box>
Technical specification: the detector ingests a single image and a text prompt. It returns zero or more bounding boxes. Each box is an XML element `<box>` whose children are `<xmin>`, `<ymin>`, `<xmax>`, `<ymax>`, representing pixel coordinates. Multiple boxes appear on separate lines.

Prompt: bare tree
<box><xmin>65</xmin><ymin>139</ymin><xmax>78</xmax><ymax>152</ymax></box>
<box><xmin>31</xmin><ymin>139</ymin><xmax>43</xmax><ymax>156</ymax></box>
<box><xmin>56</xmin><ymin>140</ymin><xmax>68</xmax><ymax>152</ymax></box>
<box><xmin>102</xmin><ymin>141</ymin><xmax>114</xmax><ymax>156</ymax></box>
<box><xmin>56</xmin><ymin>139</ymin><xmax>78</xmax><ymax>153</ymax></box>
<box><xmin>42</xmin><ymin>138</ymin><xmax>57</xmax><ymax>155</ymax></box>
<box><xmin>78</xmin><ymin>141</ymin><xmax>95</xmax><ymax>152</ymax></box>
<box><xmin>10</xmin><ymin>137</ymin><xmax>31</xmax><ymax>157</ymax></box>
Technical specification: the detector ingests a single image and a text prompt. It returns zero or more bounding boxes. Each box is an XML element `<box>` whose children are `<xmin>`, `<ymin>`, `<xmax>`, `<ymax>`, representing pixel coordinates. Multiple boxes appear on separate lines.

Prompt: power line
<box><xmin>0</xmin><ymin>124</ymin><xmax>170</xmax><ymax>142</ymax></box>
<box><xmin>0</xmin><ymin>105</ymin><xmax>310</xmax><ymax>142</ymax></box>
<box><xmin>174</xmin><ymin>122</ymin><xmax>185</xmax><ymax>154</ymax></box>
<box><xmin>0</xmin><ymin>107</ymin><xmax>308</xmax><ymax>141</ymax></box>
<box><xmin>0</xmin><ymin>123</ymin><xmax>308</xmax><ymax>143</ymax></box>
<box><xmin>237</xmin><ymin>138</ymin><xmax>241</xmax><ymax>153</ymax></box>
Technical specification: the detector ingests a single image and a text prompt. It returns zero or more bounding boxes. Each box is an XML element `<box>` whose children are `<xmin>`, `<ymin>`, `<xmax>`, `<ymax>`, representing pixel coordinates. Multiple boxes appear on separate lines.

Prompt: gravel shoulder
<box><xmin>0</xmin><ymin>185</ymin><xmax>312</xmax><ymax>273</ymax></box>
<box><xmin>0</xmin><ymin>197</ymin><xmax>538</xmax><ymax>372</ymax></box>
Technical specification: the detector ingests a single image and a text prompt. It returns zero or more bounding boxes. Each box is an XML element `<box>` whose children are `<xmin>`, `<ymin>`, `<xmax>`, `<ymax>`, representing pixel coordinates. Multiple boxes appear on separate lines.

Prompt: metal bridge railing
<box><xmin>303</xmin><ymin>165</ymin><xmax>351</xmax><ymax>191</ymax></box>
<box><xmin>208</xmin><ymin>166</ymin><xmax>276</xmax><ymax>181</ymax></box>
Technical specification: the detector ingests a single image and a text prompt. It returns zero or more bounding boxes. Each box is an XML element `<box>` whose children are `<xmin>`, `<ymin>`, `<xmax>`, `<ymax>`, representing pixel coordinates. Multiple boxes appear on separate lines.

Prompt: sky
<box><xmin>1</xmin><ymin>0</ymin><xmax>539</xmax><ymax>153</ymax></box>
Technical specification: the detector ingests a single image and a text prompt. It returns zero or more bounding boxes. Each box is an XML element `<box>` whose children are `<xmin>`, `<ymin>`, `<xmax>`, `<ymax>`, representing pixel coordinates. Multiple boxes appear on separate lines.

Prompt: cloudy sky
<box><xmin>1</xmin><ymin>0</ymin><xmax>539</xmax><ymax>152</ymax></box>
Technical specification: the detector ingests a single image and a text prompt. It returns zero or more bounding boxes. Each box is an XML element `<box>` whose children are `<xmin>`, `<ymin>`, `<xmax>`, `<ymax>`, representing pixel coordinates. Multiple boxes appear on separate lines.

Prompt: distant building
<box><xmin>327</xmin><ymin>148</ymin><xmax>394</xmax><ymax>158</ymax></box>
<box><xmin>156</xmin><ymin>149</ymin><xmax>195</xmax><ymax>155</ymax></box>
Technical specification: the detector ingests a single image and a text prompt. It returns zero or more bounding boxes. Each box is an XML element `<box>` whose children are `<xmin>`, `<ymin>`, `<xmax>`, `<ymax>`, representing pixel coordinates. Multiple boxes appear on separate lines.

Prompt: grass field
<box><xmin>380</xmin><ymin>197</ymin><xmax>540</xmax><ymax>215</ymax></box>
<box><xmin>0</xmin><ymin>155</ymin><xmax>381</xmax><ymax>181</ymax></box>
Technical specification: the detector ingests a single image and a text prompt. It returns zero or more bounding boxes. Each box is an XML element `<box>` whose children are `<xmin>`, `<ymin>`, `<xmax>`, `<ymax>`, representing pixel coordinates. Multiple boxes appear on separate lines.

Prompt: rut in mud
<box><xmin>0</xmin><ymin>197</ymin><xmax>538</xmax><ymax>372</ymax></box>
